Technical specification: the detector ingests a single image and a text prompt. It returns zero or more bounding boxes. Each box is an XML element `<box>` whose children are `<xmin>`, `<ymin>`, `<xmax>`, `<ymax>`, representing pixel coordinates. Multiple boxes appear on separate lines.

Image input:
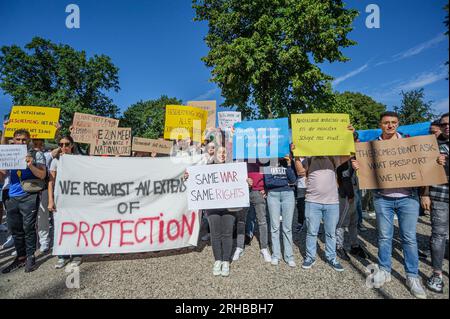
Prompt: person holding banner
<box><xmin>0</xmin><ymin>128</ymin><xmax>47</xmax><ymax>274</ymax></box>
<box><xmin>184</xmin><ymin>146</ymin><xmax>242</xmax><ymax>277</ymax></box>
<box><xmin>47</xmin><ymin>135</ymin><xmax>82</xmax><ymax>269</ymax></box>
<box><xmin>352</xmin><ymin>111</ymin><xmax>427</xmax><ymax>299</ymax></box>
<box><xmin>264</xmin><ymin>155</ymin><xmax>297</xmax><ymax>267</ymax></box>
<box><xmin>421</xmin><ymin>112</ymin><xmax>449</xmax><ymax>294</ymax></box>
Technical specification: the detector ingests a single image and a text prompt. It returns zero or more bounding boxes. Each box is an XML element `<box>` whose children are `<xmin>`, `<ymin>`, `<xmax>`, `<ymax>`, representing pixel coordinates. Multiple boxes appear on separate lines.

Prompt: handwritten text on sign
<box><xmin>355</xmin><ymin>135</ymin><xmax>447</xmax><ymax>189</ymax></box>
<box><xmin>186</xmin><ymin>162</ymin><xmax>250</xmax><ymax>210</ymax></box>
<box><xmin>5</xmin><ymin>106</ymin><xmax>61</xmax><ymax>139</ymax></box>
<box><xmin>291</xmin><ymin>113</ymin><xmax>355</xmax><ymax>156</ymax></box>
<box><xmin>0</xmin><ymin>145</ymin><xmax>27</xmax><ymax>170</ymax></box>
<box><xmin>90</xmin><ymin>128</ymin><xmax>132</xmax><ymax>156</ymax></box>
<box><xmin>164</xmin><ymin>105</ymin><xmax>208</xmax><ymax>143</ymax></box>
<box><xmin>218</xmin><ymin>111</ymin><xmax>242</xmax><ymax>130</ymax></box>
<box><xmin>53</xmin><ymin>155</ymin><xmax>200</xmax><ymax>255</ymax></box>
<box><xmin>71</xmin><ymin>112</ymin><xmax>120</xmax><ymax>144</ymax></box>
<box><xmin>132</xmin><ymin>137</ymin><xmax>173</xmax><ymax>155</ymax></box>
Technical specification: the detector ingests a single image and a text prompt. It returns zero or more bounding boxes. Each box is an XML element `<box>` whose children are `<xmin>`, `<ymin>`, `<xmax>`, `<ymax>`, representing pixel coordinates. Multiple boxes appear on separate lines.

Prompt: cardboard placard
<box><xmin>5</xmin><ymin>106</ymin><xmax>60</xmax><ymax>139</ymax></box>
<box><xmin>72</xmin><ymin>112</ymin><xmax>120</xmax><ymax>144</ymax></box>
<box><xmin>291</xmin><ymin>113</ymin><xmax>355</xmax><ymax>156</ymax></box>
<box><xmin>132</xmin><ymin>137</ymin><xmax>173</xmax><ymax>155</ymax></box>
<box><xmin>89</xmin><ymin>127</ymin><xmax>132</xmax><ymax>156</ymax></box>
<box><xmin>355</xmin><ymin>135</ymin><xmax>448</xmax><ymax>189</ymax></box>
<box><xmin>187</xmin><ymin>100</ymin><xmax>217</xmax><ymax>128</ymax></box>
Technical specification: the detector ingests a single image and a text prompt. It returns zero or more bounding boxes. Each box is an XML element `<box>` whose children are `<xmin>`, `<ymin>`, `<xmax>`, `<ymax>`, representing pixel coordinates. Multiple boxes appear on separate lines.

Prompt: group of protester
<box><xmin>0</xmin><ymin>111</ymin><xmax>448</xmax><ymax>300</ymax></box>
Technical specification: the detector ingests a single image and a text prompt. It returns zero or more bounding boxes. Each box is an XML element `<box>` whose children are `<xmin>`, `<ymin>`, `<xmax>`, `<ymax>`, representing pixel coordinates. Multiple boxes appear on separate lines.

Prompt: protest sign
<box><xmin>355</xmin><ymin>135</ymin><xmax>447</xmax><ymax>189</ymax></box>
<box><xmin>291</xmin><ymin>113</ymin><xmax>355</xmax><ymax>156</ymax></box>
<box><xmin>187</xmin><ymin>100</ymin><xmax>217</xmax><ymax>128</ymax></box>
<box><xmin>132</xmin><ymin>137</ymin><xmax>173</xmax><ymax>155</ymax></box>
<box><xmin>186</xmin><ymin>162</ymin><xmax>249</xmax><ymax>210</ymax></box>
<box><xmin>233</xmin><ymin>118</ymin><xmax>290</xmax><ymax>159</ymax></box>
<box><xmin>71</xmin><ymin>112</ymin><xmax>120</xmax><ymax>144</ymax></box>
<box><xmin>0</xmin><ymin>145</ymin><xmax>27</xmax><ymax>170</ymax></box>
<box><xmin>5</xmin><ymin>106</ymin><xmax>60</xmax><ymax>139</ymax></box>
<box><xmin>90</xmin><ymin>128</ymin><xmax>132</xmax><ymax>156</ymax></box>
<box><xmin>53</xmin><ymin>155</ymin><xmax>201</xmax><ymax>255</ymax></box>
<box><xmin>164</xmin><ymin>105</ymin><xmax>208</xmax><ymax>143</ymax></box>
<box><xmin>218</xmin><ymin>111</ymin><xmax>242</xmax><ymax>130</ymax></box>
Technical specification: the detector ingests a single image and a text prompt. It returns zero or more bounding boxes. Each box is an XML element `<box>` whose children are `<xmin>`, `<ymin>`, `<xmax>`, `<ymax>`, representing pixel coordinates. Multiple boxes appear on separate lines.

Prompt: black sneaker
<box><xmin>427</xmin><ymin>273</ymin><xmax>444</xmax><ymax>293</ymax></box>
<box><xmin>24</xmin><ymin>256</ymin><xmax>37</xmax><ymax>273</ymax></box>
<box><xmin>244</xmin><ymin>235</ymin><xmax>252</xmax><ymax>246</ymax></box>
<box><xmin>336</xmin><ymin>247</ymin><xmax>350</xmax><ymax>261</ymax></box>
<box><xmin>350</xmin><ymin>245</ymin><xmax>368</xmax><ymax>259</ymax></box>
<box><xmin>1</xmin><ymin>257</ymin><xmax>26</xmax><ymax>274</ymax></box>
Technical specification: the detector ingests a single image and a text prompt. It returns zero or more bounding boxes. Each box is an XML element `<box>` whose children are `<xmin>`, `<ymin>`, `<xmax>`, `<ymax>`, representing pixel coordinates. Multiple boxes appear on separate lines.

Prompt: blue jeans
<box><xmin>267</xmin><ymin>190</ymin><xmax>295</xmax><ymax>262</ymax></box>
<box><xmin>305</xmin><ymin>202</ymin><xmax>339</xmax><ymax>262</ymax></box>
<box><xmin>373</xmin><ymin>193</ymin><xmax>419</xmax><ymax>277</ymax></box>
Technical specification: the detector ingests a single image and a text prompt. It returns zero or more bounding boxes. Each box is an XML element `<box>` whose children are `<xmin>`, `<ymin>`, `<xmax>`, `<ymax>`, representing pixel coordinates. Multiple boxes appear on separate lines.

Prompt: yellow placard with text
<box><xmin>291</xmin><ymin>113</ymin><xmax>355</xmax><ymax>156</ymax></box>
<box><xmin>5</xmin><ymin>106</ymin><xmax>61</xmax><ymax>139</ymax></box>
<box><xmin>164</xmin><ymin>105</ymin><xmax>208</xmax><ymax>143</ymax></box>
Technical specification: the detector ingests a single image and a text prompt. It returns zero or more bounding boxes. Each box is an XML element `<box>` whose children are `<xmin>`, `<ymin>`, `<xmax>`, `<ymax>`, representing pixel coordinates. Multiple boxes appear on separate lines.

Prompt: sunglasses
<box><xmin>59</xmin><ymin>142</ymin><xmax>72</xmax><ymax>147</ymax></box>
<box><xmin>439</xmin><ymin>123</ymin><xmax>449</xmax><ymax>127</ymax></box>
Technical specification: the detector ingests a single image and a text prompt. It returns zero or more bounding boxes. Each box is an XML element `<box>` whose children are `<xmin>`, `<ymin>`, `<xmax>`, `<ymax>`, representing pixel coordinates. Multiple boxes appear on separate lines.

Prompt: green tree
<box><xmin>193</xmin><ymin>0</ymin><xmax>358</xmax><ymax>119</ymax></box>
<box><xmin>331</xmin><ymin>91</ymin><xmax>386</xmax><ymax>130</ymax></box>
<box><xmin>121</xmin><ymin>95</ymin><xmax>182</xmax><ymax>139</ymax></box>
<box><xmin>0</xmin><ymin>37</ymin><xmax>120</xmax><ymax>133</ymax></box>
<box><xmin>394</xmin><ymin>89</ymin><xmax>435</xmax><ymax>125</ymax></box>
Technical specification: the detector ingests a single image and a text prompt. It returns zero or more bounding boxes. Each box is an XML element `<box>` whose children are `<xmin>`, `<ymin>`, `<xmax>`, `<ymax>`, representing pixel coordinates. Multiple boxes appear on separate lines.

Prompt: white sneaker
<box><xmin>1</xmin><ymin>235</ymin><xmax>14</xmax><ymax>250</ymax></box>
<box><xmin>55</xmin><ymin>257</ymin><xmax>69</xmax><ymax>269</ymax></box>
<box><xmin>287</xmin><ymin>260</ymin><xmax>296</xmax><ymax>268</ymax></box>
<box><xmin>372</xmin><ymin>267</ymin><xmax>391</xmax><ymax>288</ymax></box>
<box><xmin>406</xmin><ymin>276</ymin><xmax>427</xmax><ymax>299</ymax></box>
<box><xmin>232</xmin><ymin>248</ymin><xmax>244</xmax><ymax>261</ymax></box>
<box><xmin>271</xmin><ymin>257</ymin><xmax>279</xmax><ymax>266</ymax></box>
<box><xmin>213</xmin><ymin>260</ymin><xmax>222</xmax><ymax>276</ymax></box>
<box><xmin>260</xmin><ymin>249</ymin><xmax>272</xmax><ymax>263</ymax></box>
<box><xmin>201</xmin><ymin>233</ymin><xmax>210</xmax><ymax>241</ymax></box>
<box><xmin>221</xmin><ymin>261</ymin><xmax>230</xmax><ymax>277</ymax></box>
<box><xmin>11</xmin><ymin>250</ymin><xmax>17</xmax><ymax>256</ymax></box>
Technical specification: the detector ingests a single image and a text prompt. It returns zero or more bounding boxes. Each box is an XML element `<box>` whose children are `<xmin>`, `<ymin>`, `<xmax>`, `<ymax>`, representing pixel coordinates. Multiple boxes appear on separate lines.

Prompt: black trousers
<box><xmin>5</xmin><ymin>193</ymin><xmax>40</xmax><ymax>258</ymax></box>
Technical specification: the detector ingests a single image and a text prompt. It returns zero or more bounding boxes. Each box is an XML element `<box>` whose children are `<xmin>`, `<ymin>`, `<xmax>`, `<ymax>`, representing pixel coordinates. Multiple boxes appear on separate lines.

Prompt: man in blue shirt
<box><xmin>0</xmin><ymin>128</ymin><xmax>46</xmax><ymax>273</ymax></box>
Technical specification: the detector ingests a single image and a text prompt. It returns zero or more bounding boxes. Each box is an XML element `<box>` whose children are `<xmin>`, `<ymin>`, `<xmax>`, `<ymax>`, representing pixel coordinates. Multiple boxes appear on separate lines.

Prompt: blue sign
<box><xmin>233</xmin><ymin>118</ymin><xmax>290</xmax><ymax>159</ymax></box>
<box><xmin>357</xmin><ymin>121</ymin><xmax>431</xmax><ymax>142</ymax></box>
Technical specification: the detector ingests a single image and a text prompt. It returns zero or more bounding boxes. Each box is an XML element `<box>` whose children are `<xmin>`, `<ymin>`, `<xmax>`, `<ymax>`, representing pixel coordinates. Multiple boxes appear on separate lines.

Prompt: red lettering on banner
<box><xmin>77</xmin><ymin>221</ymin><xmax>90</xmax><ymax>247</ymax></box>
<box><xmin>120</xmin><ymin>221</ymin><xmax>134</xmax><ymax>246</ymax></box>
<box><xmin>101</xmin><ymin>220</ymin><xmax>121</xmax><ymax>247</ymax></box>
<box><xmin>159</xmin><ymin>213</ymin><xmax>165</xmax><ymax>243</ymax></box>
<box><xmin>134</xmin><ymin>219</ymin><xmax>147</xmax><ymax>244</ymax></box>
<box><xmin>91</xmin><ymin>223</ymin><xmax>105</xmax><ymax>247</ymax></box>
<box><xmin>59</xmin><ymin>222</ymin><xmax>78</xmax><ymax>245</ymax></box>
<box><xmin>181</xmin><ymin>212</ymin><xmax>196</xmax><ymax>236</ymax></box>
<box><xmin>167</xmin><ymin>219</ymin><xmax>181</xmax><ymax>241</ymax></box>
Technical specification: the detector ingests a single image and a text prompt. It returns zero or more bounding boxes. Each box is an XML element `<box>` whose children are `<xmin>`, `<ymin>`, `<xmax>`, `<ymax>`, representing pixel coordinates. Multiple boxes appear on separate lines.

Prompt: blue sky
<box><xmin>0</xmin><ymin>0</ymin><xmax>448</xmax><ymax>121</ymax></box>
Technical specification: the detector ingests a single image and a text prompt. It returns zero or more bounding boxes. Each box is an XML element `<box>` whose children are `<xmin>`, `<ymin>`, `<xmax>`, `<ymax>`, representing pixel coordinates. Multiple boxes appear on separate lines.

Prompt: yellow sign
<box><xmin>291</xmin><ymin>113</ymin><xmax>355</xmax><ymax>156</ymax></box>
<box><xmin>164</xmin><ymin>105</ymin><xmax>208</xmax><ymax>143</ymax></box>
<box><xmin>5</xmin><ymin>106</ymin><xmax>61</xmax><ymax>139</ymax></box>
<box><xmin>187</xmin><ymin>100</ymin><xmax>217</xmax><ymax>128</ymax></box>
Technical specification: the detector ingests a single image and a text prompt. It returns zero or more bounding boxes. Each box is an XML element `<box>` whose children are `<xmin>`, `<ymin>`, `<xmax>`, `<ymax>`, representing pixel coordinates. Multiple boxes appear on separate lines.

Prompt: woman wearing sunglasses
<box><xmin>47</xmin><ymin>135</ymin><xmax>83</xmax><ymax>269</ymax></box>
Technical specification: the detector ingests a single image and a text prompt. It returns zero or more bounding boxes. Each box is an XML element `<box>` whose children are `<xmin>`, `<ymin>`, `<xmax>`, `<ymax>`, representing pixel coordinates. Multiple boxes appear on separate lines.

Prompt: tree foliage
<box><xmin>193</xmin><ymin>0</ymin><xmax>358</xmax><ymax>119</ymax></box>
<box><xmin>120</xmin><ymin>95</ymin><xmax>182</xmax><ymax>139</ymax></box>
<box><xmin>394</xmin><ymin>89</ymin><xmax>436</xmax><ymax>125</ymax></box>
<box><xmin>0</xmin><ymin>37</ymin><xmax>120</xmax><ymax>132</ymax></box>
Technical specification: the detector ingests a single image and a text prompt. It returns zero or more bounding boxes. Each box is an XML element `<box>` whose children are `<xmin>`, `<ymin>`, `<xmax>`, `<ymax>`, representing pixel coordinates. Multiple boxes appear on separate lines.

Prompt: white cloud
<box><xmin>191</xmin><ymin>88</ymin><xmax>219</xmax><ymax>101</ymax></box>
<box><xmin>396</xmin><ymin>68</ymin><xmax>447</xmax><ymax>91</ymax></box>
<box><xmin>332</xmin><ymin>63</ymin><xmax>369</xmax><ymax>86</ymax></box>
<box><xmin>393</xmin><ymin>33</ymin><xmax>446</xmax><ymax>60</ymax></box>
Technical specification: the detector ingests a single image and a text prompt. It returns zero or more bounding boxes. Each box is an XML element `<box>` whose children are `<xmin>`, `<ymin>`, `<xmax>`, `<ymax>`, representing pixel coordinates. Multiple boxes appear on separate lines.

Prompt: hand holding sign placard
<box><xmin>186</xmin><ymin>162</ymin><xmax>250</xmax><ymax>210</ymax></box>
<box><xmin>355</xmin><ymin>135</ymin><xmax>447</xmax><ymax>189</ymax></box>
<box><xmin>5</xmin><ymin>106</ymin><xmax>61</xmax><ymax>139</ymax></box>
<box><xmin>132</xmin><ymin>137</ymin><xmax>173</xmax><ymax>155</ymax></box>
<box><xmin>0</xmin><ymin>145</ymin><xmax>27</xmax><ymax>170</ymax></box>
<box><xmin>164</xmin><ymin>105</ymin><xmax>208</xmax><ymax>143</ymax></box>
<box><xmin>291</xmin><ymin>113</ymin><xmax>355</xmax><ymax>156</ymax></box>
<box><xmin>89</xmin><ymin>127</ymin><xmax>132</xmax><ymax>156</ymax></box>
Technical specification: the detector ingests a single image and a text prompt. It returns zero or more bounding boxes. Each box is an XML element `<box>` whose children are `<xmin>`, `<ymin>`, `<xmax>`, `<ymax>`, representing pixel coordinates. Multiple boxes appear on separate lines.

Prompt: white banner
<box><xmin>186</xmin><ymin>162</ymin><xmax>250</xmax><ymax>210</ymax></box>
<box><xmin>53</xmin><ymin>155</ymin><xmax>201</xmax><ymax>255</ymax></box>
<box><xmin>0</xmin><ymin>145</ymin><xmax>27</xmax><ymax>170</ymax></box>
<box><xmin>218</xmin><ymin>111</ymin><xmax>242</xmax><ymax>130</ymax></box>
